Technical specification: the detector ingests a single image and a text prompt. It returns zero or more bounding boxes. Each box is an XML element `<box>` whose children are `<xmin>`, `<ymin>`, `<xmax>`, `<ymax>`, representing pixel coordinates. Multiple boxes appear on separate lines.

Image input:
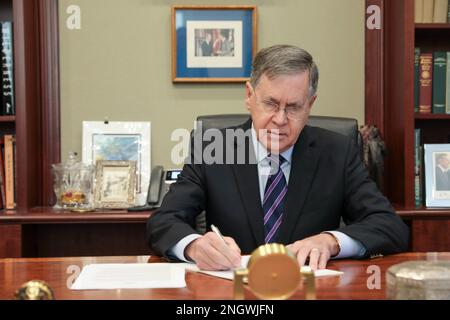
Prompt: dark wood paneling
<box><xmin>39</xmin><ymin>0</ymin><xmax>61</xmax><ymax>206</ymax></box>
<box><xmin>383</xmin><ymin>0</ymin><xmax>415</xmax><ymax>206</ymax></box>
<box><xmin>411</xmin><ymin>220</ymin><xmax>450</xmax><ymax>251</ymax></box>
<box><xmin>13</xmin><ymin>0</ymin><xmax>42</xmax><ymax>210</ymax></box>
<box><xmin>415</xmin><ymin>28</ymin><xmax>450</xmax><ymax>52</ymax></box>
<box><xmin>397</xmin><ymin>206</ymin><xmax>450</xmax><ymax>218</ymax></box>
<box><xmin>415</xmin><ymin>119</ymin><xmax>450</xmax><ymax>144</ymax></box>
<box><xmin>0</xmin><ymin>207</ymin><xmax>153</xmax><ymax>224</ymax></box>
<box><xmin>365</xmin><ymin>0</ymin><xmax>385</xmax><ymax>134</ymax></box>
<box><xmin>0</xmin><ymin>225</ymin><xmax>21</xmax><ymax>258</ymax></box>
<box><xmin>22</xmin><ymin>224</ymin><xmax>152</xmax><ymax>257</ymax></box>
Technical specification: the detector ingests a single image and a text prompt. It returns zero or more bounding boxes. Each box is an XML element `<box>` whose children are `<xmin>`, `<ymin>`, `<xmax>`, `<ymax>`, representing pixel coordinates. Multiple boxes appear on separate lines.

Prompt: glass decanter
<box><xmin>51</xmin><ymin>152</ymin><xmax>95</xmax><ymax>209</ymax></box>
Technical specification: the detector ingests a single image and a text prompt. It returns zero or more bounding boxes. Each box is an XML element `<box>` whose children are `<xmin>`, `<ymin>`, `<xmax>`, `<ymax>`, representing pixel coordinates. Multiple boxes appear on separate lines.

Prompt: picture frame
<box><xmin>424</xmin><ymin>144</ymin><xmax>450</xmax><ymax>207</ymax></box>
<box><xmin>94</xmin><ymin>160</ymin><xmax>137</xmax><ymax>209</ymax></box>
<box><xmin>172</xmin><ymin>5</ymin><xmax>257</xmax><ymax>83</ymax></box>
<box><xmin>82</xmin><ymin>121</ymin><xmax>151</xmax><ymax>206</ymax></box>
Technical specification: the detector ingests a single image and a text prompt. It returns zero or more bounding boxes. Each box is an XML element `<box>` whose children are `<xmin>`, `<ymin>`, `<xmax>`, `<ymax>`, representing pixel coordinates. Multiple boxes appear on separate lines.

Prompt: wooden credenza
<box><xmin>0</xmin><ymin>207</ymin><xmax>449</xmax><ymax>258</ymax></box>
<box><xmin>0</xmin><ymin>207</ymin><xmax>154</xmax><ymax>258</ymax></box>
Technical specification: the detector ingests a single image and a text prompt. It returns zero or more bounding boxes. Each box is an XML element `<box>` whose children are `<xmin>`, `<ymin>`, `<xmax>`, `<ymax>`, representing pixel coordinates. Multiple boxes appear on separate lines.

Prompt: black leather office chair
<box><xmin>193</xmin><ymin>114</ymin><xmax>361</xmax><ymax>233</ymax></box>
<box><xmin>196</xmin><ymin>114</ymin><xmax>361</xmax><ymax>147</ymax></box>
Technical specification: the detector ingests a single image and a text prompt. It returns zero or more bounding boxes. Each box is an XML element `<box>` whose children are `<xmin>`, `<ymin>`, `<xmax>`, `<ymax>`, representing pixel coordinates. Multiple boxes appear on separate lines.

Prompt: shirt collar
<box><xmin>251</xmin><ymin>123</ymin><xmax>293</xmax><ymax>164</ymax></box>
<box><xmin>438</xmin><ymin>164</ymin><xmax>450</xmax><ymax>173</ymax></box>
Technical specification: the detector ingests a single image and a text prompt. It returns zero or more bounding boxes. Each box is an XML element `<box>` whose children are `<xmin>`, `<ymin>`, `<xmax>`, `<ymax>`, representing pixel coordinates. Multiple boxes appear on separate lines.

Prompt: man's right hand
<box><xmin>184</xmin><ymin>232</ymin><xmax>241</xmax><ymax>271</ymax></box>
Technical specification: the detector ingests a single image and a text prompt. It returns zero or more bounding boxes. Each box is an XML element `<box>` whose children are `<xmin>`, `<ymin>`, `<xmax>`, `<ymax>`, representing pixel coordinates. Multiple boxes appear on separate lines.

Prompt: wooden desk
<box><xmin>1</xmin><ymin>253</ymin><xmax>449</xmax><ymax>300</ymax></box>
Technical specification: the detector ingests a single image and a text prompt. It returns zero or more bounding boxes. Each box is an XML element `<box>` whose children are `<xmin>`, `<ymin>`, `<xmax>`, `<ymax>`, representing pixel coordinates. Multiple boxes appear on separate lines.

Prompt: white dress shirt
<box><xmin>169</xmin><ymin>125</ymin><xmax>366</xmax><ymax>261</ymax></box>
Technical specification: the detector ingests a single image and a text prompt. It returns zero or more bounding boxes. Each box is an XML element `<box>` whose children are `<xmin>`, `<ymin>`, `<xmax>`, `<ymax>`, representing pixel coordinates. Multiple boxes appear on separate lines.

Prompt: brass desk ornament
<box><xmin>14</xmin><ymin>280</ymin><xmax>55</xmax><ymax>300</ymax></box>
<box><xmin>233</xmin><ymin>243</ymin><xmax>316</xmax><ymax>300</ymax></box>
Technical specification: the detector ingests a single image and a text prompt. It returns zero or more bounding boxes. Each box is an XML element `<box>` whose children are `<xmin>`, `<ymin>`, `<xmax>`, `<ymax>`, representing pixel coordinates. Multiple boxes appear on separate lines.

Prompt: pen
<box><xmin>211</xmin><ymin>224</ymin><xmax>227</xmax><ymax>245</ymax></box>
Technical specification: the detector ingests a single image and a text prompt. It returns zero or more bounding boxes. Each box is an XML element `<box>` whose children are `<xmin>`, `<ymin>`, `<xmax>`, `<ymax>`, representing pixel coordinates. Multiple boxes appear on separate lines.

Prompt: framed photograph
<box><xmin>82</xmin><ymin>121</ymin><xmax>150</xmax><ymax>206</ymax></box>
<box><xmin>172</xmin><ymin>5</ymin><xmax>257</xmax><ymax>83</ymax></box>
<box><xmin>424</xmin><ymin>144</ymin><xmax>450</xmax><ymax>207</ymax></box>
<box><xmin>94</xmin><ymin>160</ymin><xmax>137</xmax><ymax>209</ymax></box>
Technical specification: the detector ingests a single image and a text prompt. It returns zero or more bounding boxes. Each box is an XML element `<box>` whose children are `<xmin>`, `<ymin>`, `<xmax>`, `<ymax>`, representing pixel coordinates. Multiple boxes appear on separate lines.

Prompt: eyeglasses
<box><xmin>255</xmin><ymin>96</ymin><xmax>308</xmax><ymax>120</ymax></box>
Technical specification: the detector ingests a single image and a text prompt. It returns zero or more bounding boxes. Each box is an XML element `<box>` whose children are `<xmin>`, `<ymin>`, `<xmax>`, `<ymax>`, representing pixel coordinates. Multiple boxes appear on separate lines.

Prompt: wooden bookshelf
<box><xmin>365</xmin><ymin>0</ymin><xmax>450</xmax><ymax>251</ymax></box>
<box><xmin>415</xmin><ymin>23</ymin><xmax>450</xmax><ymax>29</ymax></box>
<box><xmin>0</xmin><ymin>0</ymin><xmax>60</xmax><ymax>211</ymax></box>
<box><xmin>415</xmin><ymin>114</ymin><xmax>450</xmax><ymax>120</ymax></box>
<box><xmin>366</xmin><ymin>0</ymin><xmax>450</xmax><ymax>208</ymax></box>
<box><xmin>0</xmin><ymin>116</ymin><xmax>15</xmax><ymax>122</ymax></box>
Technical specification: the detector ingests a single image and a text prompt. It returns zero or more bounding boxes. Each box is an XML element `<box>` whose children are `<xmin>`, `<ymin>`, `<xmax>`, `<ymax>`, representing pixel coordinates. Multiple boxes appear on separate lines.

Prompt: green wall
<box><xmin>59</xmin><ymin>0</ymin><xmax>365</xmax><ymax>168</ymax></box>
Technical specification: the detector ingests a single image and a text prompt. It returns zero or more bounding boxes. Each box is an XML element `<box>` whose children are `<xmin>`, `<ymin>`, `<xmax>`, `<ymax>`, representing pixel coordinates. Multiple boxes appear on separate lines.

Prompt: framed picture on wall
<box><xmin>82</xmin><ymin>121</ymin><xmax>151</xmax><ymax>206</ymax></box>
<box><xmin>424</xmin><ymin>144</ymin><xmax>450</xmax><ymax>207</ymax></box>
<box><xmin>94</xmin><ymin>160</ymin><xmax>137</xmax><ymax>209</ymax></box>
<box><xmin>172</xmin><ymin>5</ymin><xmax>257</xmax><ymax>83</ymax></box>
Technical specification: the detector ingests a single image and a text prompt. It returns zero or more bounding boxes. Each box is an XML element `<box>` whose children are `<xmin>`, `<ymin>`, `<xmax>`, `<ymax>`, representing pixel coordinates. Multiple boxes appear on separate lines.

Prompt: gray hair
<box><xmin>250</xmin><ymin>45</ymin><xmax>319</xmax><ymax>97</ymax></box>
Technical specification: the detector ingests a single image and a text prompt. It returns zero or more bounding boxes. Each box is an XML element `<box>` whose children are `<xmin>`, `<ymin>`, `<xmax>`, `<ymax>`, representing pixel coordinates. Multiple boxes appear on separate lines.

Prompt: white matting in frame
<box><xmin>82</xmin><ymin>121</ymin><xmax>151</xmax><ymax>206</ymax></box>
<box><xmin>186</xmin><ymin>20</ymin><xmax>243</xmax><ymax>68</ymax></box>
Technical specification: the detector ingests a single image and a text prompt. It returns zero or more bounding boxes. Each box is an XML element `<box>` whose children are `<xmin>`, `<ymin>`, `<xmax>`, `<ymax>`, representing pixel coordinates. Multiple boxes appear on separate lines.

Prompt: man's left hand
<box><xmin>286</xmin><ymin>233</ymin><xmax>340</xmax><ymax>271</ymax></box>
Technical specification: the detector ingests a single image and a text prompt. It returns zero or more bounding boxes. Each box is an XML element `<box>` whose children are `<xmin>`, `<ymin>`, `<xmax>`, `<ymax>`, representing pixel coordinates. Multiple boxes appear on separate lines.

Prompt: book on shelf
<box><xmin>415</xmin><ymin>50</ymin><xmax>450</xmax><ymax>114</ymax></box>
<box><xmin>447</xmin><ymin>52</ymin><xmax>450</xmax><ymax>114</ymax></box>
<box><xmin>415</xmin><ymin>48</ymin><xmax>421</xmax><ymax>113</ymax></box>
<box><xmin>415</xmin><ymin>0</ymin><xmax>450</xmax><ymax>23</ymax></box>
<box><xmin>433</xmin><ymin>0</ymin><xmax>449</xmax><ymax>22</ymax></box>
<box><xmin>4</xmin><ymin>134</ymin><xmax>15</xmax><ymax>209</ymax></box>
<box><xmin>414</xmin><ymin>129</ymin><xmax>423</xmax><ymax>207</ymax></box>
<box><xmin>423</xmin><ymin>0</ymin><xmax>435</xmax><ymax>23</ymax></box>
<box><xmin>419</xmin><ymin>53</ymin><xmax>433</xmax><ymax>114</ymax></box>
<box><xmin>1</xmin><ymin>21</ymin><xmax>14</xmax><ymax>116</ymax></box>
<box><xmin>448</xmin><ymin>0</ymin><xmax>450</xmax><ymax>22</ymax></box>
<box><xmin>415</xmin><ymin>0</ymin><xmax>424</xmax><ymax>23</ymax></box>
<box><xmin>0</xmin><ymin>137</ymin><xmax>4</xmax><ymax>209</ymax></box>
<box><xmin>432</xmin><ymin>52</ymin><xmax>447</xmax><ymax>114</ymax></box>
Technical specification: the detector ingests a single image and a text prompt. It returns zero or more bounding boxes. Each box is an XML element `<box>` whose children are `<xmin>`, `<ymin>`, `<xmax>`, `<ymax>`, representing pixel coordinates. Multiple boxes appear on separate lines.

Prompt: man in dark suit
<box><xmin>200</xmin><ymin>32</ymin><xmax>213</xmax><ymax>56</ymax></box>
<box><xmin>147</xmin><ymin>45</ymin><xmax>409</xmax><ymax>271</ymax></box>
<box><xmin>435</xmin><ymin>153</ymin><xmax>450</xmax><ymax>191</ymax></box>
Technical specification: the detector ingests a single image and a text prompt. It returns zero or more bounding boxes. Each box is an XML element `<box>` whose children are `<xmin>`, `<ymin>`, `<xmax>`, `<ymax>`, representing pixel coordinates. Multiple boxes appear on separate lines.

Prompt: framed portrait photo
<box><xmin>424</xmin><ymin>144</ymin><xmax>450</xmax><ymax>207</ymax></box>
<box><xmin>172</xmin><ymin>5</ymin><xmax>257</xmax><ymax>83</ymax></box>
<box><xmin>94</xmin><ymin>160</ymin><xmax>137</xmax><ymax>209</ymax></box>
<box><xmin>82</xmin><ymin>121</ymin><xmax>150</xmax><ymax>206</ymax></box>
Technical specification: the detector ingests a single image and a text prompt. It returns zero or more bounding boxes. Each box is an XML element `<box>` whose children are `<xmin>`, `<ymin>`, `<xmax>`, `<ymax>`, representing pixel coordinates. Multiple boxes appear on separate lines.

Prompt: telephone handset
<box><xmin>128</xmin><ymin>166</ymin><xmax>181</xmax><ymax>212</ymax></box>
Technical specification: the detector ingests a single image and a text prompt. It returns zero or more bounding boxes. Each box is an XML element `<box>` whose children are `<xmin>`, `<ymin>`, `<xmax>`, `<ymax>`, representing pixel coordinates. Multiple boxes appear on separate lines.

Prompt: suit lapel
<box><xmin>278</xmin><ymin>126</ymin><xmax>321</xmax><ymax>244</ymax></box>
<box><xmin>230</xmin><ymin>120</ymin><xmax>265</xmax><ymax>246</ymax></box>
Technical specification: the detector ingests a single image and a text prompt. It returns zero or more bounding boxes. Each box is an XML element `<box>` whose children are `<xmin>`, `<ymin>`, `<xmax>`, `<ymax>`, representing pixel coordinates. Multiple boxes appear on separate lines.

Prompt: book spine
<box><xmin>4</xmin><ymin>134</ymin><xmax>15</xmax><ymax>209</ymax></box>
<box><xmin>0</xmin><ymin>137</ymin><xmax>5</xmax><ymax>209</ymax></box>
<box><xmin>447</xmin><ymin>1</ymin><xmax>450</xmax><ymax>23</ymax></box>
<box><xmin>432</xmin><ymin>51</ymin><xmax>447</xmax><ymax>114</ymax></box>
<box><xmin>419</xmin><ymin>53</ymin><xmax>433</xmax><ymax>114</ymax></box>
<box><xmin>423</xmin><ymin>0</ymin><xmax>435</xmax><ymax>22</ymax></box>
<box><xmin>415</xmin><ymin>48</ymin><xmax>421</xmax><ymax>113</ymax></box>
<box><xmin>446</xmin><ymin>52</ymin><xmax>450</xmax><ymax>114</ymax></box>
<box><xmin>415</xmin><ymin>0</ymin><xmax>424</xmax><ymax>23</ymax></box>
<box><xmin>433</xmin><ymin>0</ymin><xmax>448</xmax><ymax>22</ymax></box>
<box><xmin>415</xmin><ymin>129</ymin><xmax>422</xmax><ymax>207</ymax></box>
<box><xmin>1</xmin><ymin>22</ymin><xmax>14</xmax><ymax>116</ymax></box>
<box><xmin>0</xmin><ymin>22</ymin><xmax>2</xmax><ymax>116</ymax></box>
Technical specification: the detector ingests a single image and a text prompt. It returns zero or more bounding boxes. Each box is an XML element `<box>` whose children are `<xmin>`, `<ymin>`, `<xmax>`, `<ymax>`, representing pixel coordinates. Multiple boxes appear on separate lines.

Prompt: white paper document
<box><xmin>185</xmin><ymin>255</ymin><xmax>343</xmax><ymax>280</ymax></box>
<box><xmin>71</xmin><ymin>263</ymin><xmax>186</xmax><ymax>290</ymax></box>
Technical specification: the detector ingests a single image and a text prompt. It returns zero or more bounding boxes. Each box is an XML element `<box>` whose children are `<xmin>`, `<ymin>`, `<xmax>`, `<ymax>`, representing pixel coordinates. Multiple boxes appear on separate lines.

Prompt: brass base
<box><xmin>70</xmin><ymin>207</ymin><xmax>96</xmax><ymax>213</ymax></box>
<box><xmin>234</xmin><ymin>243</ymin><xmax>316</xmax><ymax>300</ymax></box>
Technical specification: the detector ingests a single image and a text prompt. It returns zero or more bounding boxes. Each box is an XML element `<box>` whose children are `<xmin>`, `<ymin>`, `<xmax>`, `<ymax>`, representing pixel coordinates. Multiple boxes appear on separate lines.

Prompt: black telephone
<box><xmin>128</xmin><ymin>166</ymin><xmax>181</xmax><ymax>212</ymax></box>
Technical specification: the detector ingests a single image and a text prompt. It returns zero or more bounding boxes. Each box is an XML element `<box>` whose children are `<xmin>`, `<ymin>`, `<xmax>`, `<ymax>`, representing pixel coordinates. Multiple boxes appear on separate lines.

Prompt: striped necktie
<box><xmin>263</xmin><ymin>154</ymin><xmax>287</xmax><ymax>243</ymax></box>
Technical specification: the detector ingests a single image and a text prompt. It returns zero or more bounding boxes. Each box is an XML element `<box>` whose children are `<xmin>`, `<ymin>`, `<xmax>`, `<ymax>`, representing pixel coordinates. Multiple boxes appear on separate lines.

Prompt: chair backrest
<box><xmin>196</xmin><ymin>114</ymin><xmax>360</xmax><ymax>145</ymax></box>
